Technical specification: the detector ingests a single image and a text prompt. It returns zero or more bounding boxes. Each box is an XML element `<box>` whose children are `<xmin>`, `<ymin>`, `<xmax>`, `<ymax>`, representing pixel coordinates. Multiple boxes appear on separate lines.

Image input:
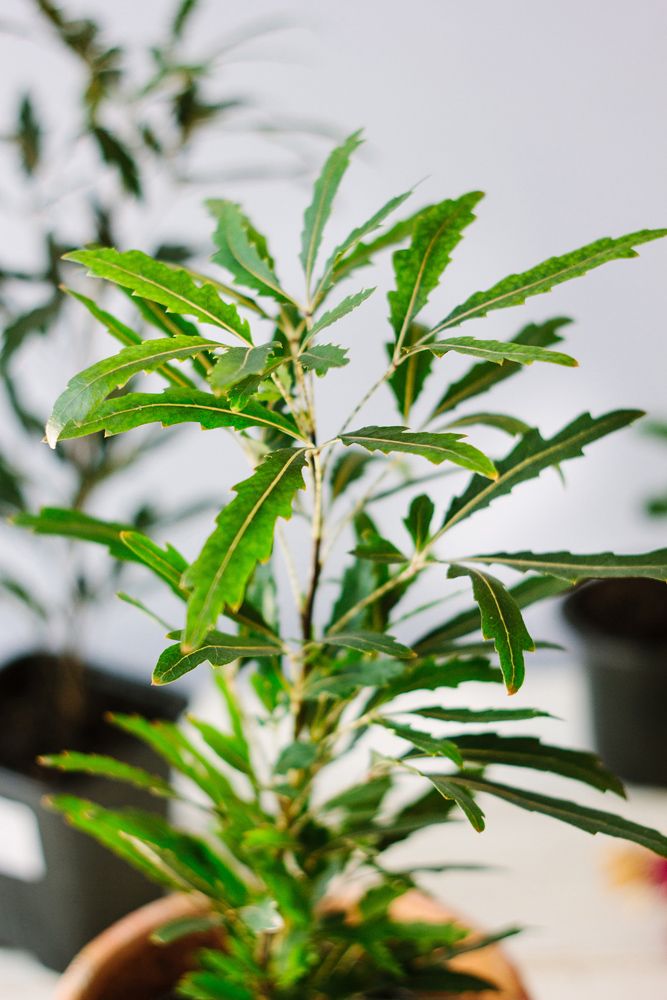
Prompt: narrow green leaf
<box><xmin>208</xmin><ymin>200</ymin><xmax>290</xmax><ymax>304</ymax></box>
<box><xmin>403</xmin><ymin>494</ymin><xmax>434</xmax><ymax>550</ymax></box>
<box><xmin>330</xmin><ymin>450</ymin><xmax>374</xmax><ymax>498</ymax></box>
<box><xmin>387</xmin><ymin>322</ymin><xmax>434</xmax><ymax>420</ymax></box>
<box><xmin>377</xmin><ymin>719</ymin><xmax>463</xmax><ymax>765</ymax></box>
<box><xmin>340</xmin><ymin>425</ymin><xmax>497</xmax><ymax>479</ymax></box>
<box><xmin>465</xmin><ymin>549</ymin><xmax>667</xmax><ymax>583</ymax></box>
<box><xmin>154</xmin><ymin>632</ymin><xmax>283</xmax><ymax>685</ymax></box>
<box><xmin>151</xmin><ymin>915</ymin><xmax>222</xmax><ymax>946</ymax></box>
<box><xmin>442</xmin><ymin>412</ymin><xmax>531</xmax><ymax>436</ymax></box>
<box><xmin>448</xmin><ymin>565</ymin><xmax>535</xmax><ymax>693</ymax></box>
<box><xmin>307</xmin><ymin>288</ymin><xmax>375</xmax><ymax>341</ymax></box>
<box><xmin>46</xmin><ymin>336</ymin><xmax>222</xmax><ymax>446</ymax></box>
<box><xmin>449</xmin><ymin>733</ymin><xmax>625</xmax><ymax>796</ymax></box>
<box><xmin>39</xmin><ymin>752</ymin><xmax>174</xmax><ymax>797</ymax></box>
<box><xmin>119</xmin><ymin>531</ymin><xmax>188</xmax><ymax>597</ymax></box>
<box><xmin>443</xmin><ymin>410</ymin><xmax>642</xmax><ymax>532</ymax></box>
<box><xmin>353</xmin><ymin>533</ymin><xmax>407</xmax><ymax>564</ymax></box>
<box><xmin>422</xmin><ymin>774</ymin><xmax>486</xmax><ymax>832</ymax></box>
<box><xmin>322</xmin><ymin>630</ymin><xmax>415</xmax><ymax>659</ymax></box>
<box><xmin>299</xmin><ymin>344</ymin><xmax>349</xmax><ymax>376</ymax></box>
<box><xmin>389</xmin><ymin>193</ymin><xmax>483</xmax><ymax>350</ymax></box>
<box><xmin>448</xmin><ymin>776</ymin><xmax>667</xmax><ymax>856</ymax></box>
<box><xmin>427</xmin><ymin>336</ymin><xmax>577</xmax><ymax>367</ymax></box>
<box><xmin>431</xmin><ymin>317</ymin><xmax>572</xmax><ymax>417</ymax></box>
<box><xmin>300</xmin><ymin>130</ymin><xmax>364</xmax><ymax>291</ymax></box>
<box><xmin>410</xmin><ymin>706</ymin><xmax>552</xmax><ymax>724</ymax></box>
<box><xmin>189</xmin><ymin>718</ymin><xmax>253</xmax><ymax>777</ymax></box>
<box><xmin>183</xmin><ymin>449</ymin><xmax>308</xmax><ymax>648</ymax></box>
<box><xmin>58</xmin><ymin>388</ymin><xmax>304</xmax><ymax>443</ymax></box>
<box><xmin>431</xmin><ymin>229</ymin><xmax>667</xmax><ymax>334</ymax></box>
<box><xmin>366</xmin><ymin>657</ymin><xmax>503</xmax><ymax>711</ymax></box>
<box><xmin>65</xmin><ymin>249</ymin><xmax>252</xmax><ymax>343</ymax></box>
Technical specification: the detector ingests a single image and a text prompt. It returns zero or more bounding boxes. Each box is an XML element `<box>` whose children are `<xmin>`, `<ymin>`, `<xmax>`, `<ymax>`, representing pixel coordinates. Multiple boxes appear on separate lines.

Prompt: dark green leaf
<box><xmin>91</xmin><ymin>126</ymin><xmax>142</xmax><ymax>197</ymax></box>
<box><xmin>208</xmin><ymin>344</ymin><xmax>274</xmax><ymax>393</ymax></box>
<box><xmin>299</xmin><ymin>344</ymin><xmax>349</xmax><ymax>376</ymax></box>
<box><xmin>421</xmin><ymin>774</ymin><xmax>486</xmax><ymax>832</ymax></box>
<box><xmin>376</xmin><ymin>719</ymin><xmax>463</xmax><ymax>765</ymax></box>
<box><xmin>427</xmin><ymin>336</ymin><xmax>577</xmax><ymax>367</ymax></box>
<box><xmin>410</xmin><ymin>706</ymin><xmax>553</xmax><ymax>724</ymax></box>
<box><xmin>322</xmin><ymin>630</ymin><xmax>415</xmax><ymax>660</ymax></box>
<box><xmin>307</xmin><ymin>288</ymin><xmax>375</xmax><ymax>341</ymax></box>
<box><xmin>153</xmin><ymin>632</ymin><xmax>282</xmax><ymax>684</ymax></box>
<box><xmin>387</xmin><ymin>322</ymin><xmax>434</xmax><ymax>420</ymax></box>
<box><xmin>465</xmin><ymin>549</ymin><xmax>667</xmax><ymax>583</ymax></box>
<box><xmin>340</xmin><ymin>425</ymin><xmax>497</xmax><ymax>479</ymax></box>
<box><xmin>209</xmin><ymin>200</ymin><xmax>289</xmax><ymax>303</ymax></box>
<box><xmin>403</xmin><ymin>494</ymin><xmax>434</xmax><ymax>550</ymax></box>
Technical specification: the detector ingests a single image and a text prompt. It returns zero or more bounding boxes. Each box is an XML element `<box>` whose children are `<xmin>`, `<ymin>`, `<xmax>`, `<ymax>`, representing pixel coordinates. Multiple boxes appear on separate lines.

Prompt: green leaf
<box><xmin>448</xmin><ymin>565</ymin><xmax>535</xmax><ymax>694</ymax></box>
<box><xmin>443</xmin><ymin>410</ymin><xmax>642</xmax><ymax>532</ymax></box>
<box><xmin>431</xmin><ymin>229</ymin><xmax>667</xmax><ymax>334</ymax></box>
<box><xmin>58</xmin><ymin>388</ymin><xmax>304</xmax><ymax>443</ymax></box>
<box><xmin>274</xmin><ymin>741</ymin><xmax>318</xmax><ymax>774</ymax></box>
<box><xmin>307</xmin><ymin>288</ymin><xmax>375</xmax><ymax>341</ymax></box>
<box><xmin>431</xmin><ymin>317</ymin><xmax>572</xmax><ymax>417</ymax></box>
<box><xmin>387</xmin><ymin>322</ymin><xmax>434</xmax><ymax>420</ymax></box>
<box><xmin>15</xmin><ymin>93</ymin><xmax>41</xmax><ymax>175</ymax></box>
<box><xmin>340</xmin><ymin>425</ymin><xmax>497</xmax><ymax>479</ymax></box>
<box><xmin>183</xmin><ymin>449</ymin><xmax>308</xmax><ymax>648</ymax></box>
<box><xmin>322</xmin><ymin>630</ymin><xmax>415</xmax><ymax>660</ymax></box>
<box><xmin>442</xmin><ymin>412</ymin><xmax>531</xmax><ymax>436</ymax></box>
<box><xmin>410</xmin><ymin>706</ymin><xmax>553</xmax><ymax>724</ymax></box>
<box><xmin>171</xmin><ymin>0</ymin><xmax>199</xmax><ymax>39</ymax></box>
<box><xmin>447</xmin><ymin>776</ymin><xmax>667</xmax><ymax>856</ymax></box>
<box><xmin>353</xmin><ymin>532</ymin><xmax>407</xmax><ymax>564</ymax></box>
<box><xmin>64</xmin><ymin>249</ymin><xmax>252</xmax><ymax>343</ymax></box>
<box><xmin>208</xmin><ymin>200</ymin><xmax>290</xmax><ymax>304</ymax></box>
<box><xmin>376</xmin><ymin>719</ymin><xmax>463</xmax><ymax>766</ymax></box>
<box><xmin>209</xmin><ymin>345</ymin><xmax>274</xmax><ymax>393</ymax></box>
<box><xmin>46</xmin><ymin>335</ymin><xmax>222</xmax><ymax>447</ymax></box>
<box><xmin>189</xmin><ymin>718</ymin><xmax>253</xmax><ymax>777</ymax></box>
<box><xmin>39</xmin><ymin>752</ymin><xmax>174</xmax><ymax>797</ymax></box>
<box><xmin>403</xmin><ymin>494</ymin><xmax>434</xmax><ymax>550</ymax></box>
<box><xmin>449</xmin><ymin>733</ymin><xmax>625</xmax><ymax>796</ymax></box>
<box><xmin>303</xmin><ymin>660</ymin><xmax>406</xmax><ymax>700</ymax></box>
<box><xmin>330</xmin><ymin>450</ymin><xmax>374</xmax><ymax>498</ymax></box>
<box><xmin>427</xmin><ymin>336</ymin><xmax>577</xmax><ymax>367</ymax></box>
<box><xmin>388</xmin><ymin>193</ymin><xmax>483</xmax><ymax>350</ymax></box>
<box><xmin>91</xmin><ymin>126</ymin><xmax>142</xmax><ymax>197</ymax></box>
<box><xmin>300</xmin><ymin>130</ymin><xmax>364</xmax><ymax>291</ymax></box>
<box><xmin>153</xmin><ymin>632</ymin><xmax>283</xmax><ymax>685</ymax></box>
<box><xmin>366</xmin><ymin>657</ymin><xmax>503</xmax><ymax>710</ymax></box>
<box><xmin>421</xmin><ymin>774</ymin><xmax>486</xmax><ymax>832</ymax></box>
<box><xmin>414</xmin><ymin>574</ymin><xmax>570</xmax><ymax>655</ymax></box>
<box><xmin>299</xmin><ymin>344</ymin><xmax>349</xmax><ymax>376</ymax></box>
<box><xmin>150</xmin><ymin>915</ymin><xmax>222</xmax><ymax>946</ymax></box>
<box><xmin>465</xmin><ymin>549</ymin><xmax>667</xmax><ymax>583</ymax></box>
<box><xmin>119</xmin><ymin>531</ymin><xmax>188</xmax><ymax>596</ymax></box>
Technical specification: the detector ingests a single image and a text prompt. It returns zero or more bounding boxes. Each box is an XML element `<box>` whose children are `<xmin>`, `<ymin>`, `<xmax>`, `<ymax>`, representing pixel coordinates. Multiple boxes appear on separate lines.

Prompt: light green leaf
<box><xmin>46</xmin><ymin>336</ymin><xmax>222</xmax><ymax>447</ymax></box>
<box><xmin>183</xmin><ymin>449</ymin><xmax>308</xmax><ymax>649</ymax></box>
<box><xmin>340</xmin><ymin>425</ymin><xmax>497</xmax><ymax>479</ymax></box>
<box><xmin>464</xmin><ymin>549</ymin><xmax>667</xmax><ymax>583</ymax></box>
<box><xmin>306</xmin><ymin>288</ymin><xmax>375</xmax><ymax>341</ymax></box>
<box><xmin>120</xmin><ymin>531</ymin><xmax>188</xmax><ymax>597</ymax></box>
<box><xmin>431</xmin><ymin>317</ymin><xmax>572</xmax><ymax>417</ymax></box>
<box><xmin>431</xmin><ymin>229</ymin><xmax>667</xmax><ymax>334</ymax></box>
<box><xmin>189</xmin><ymin>718</ymin><xmax>253</xmax><ymax>777</ymax></box>
<box><xmin>151</xmin><ymin>915</ymin><xmax>223</xmax><ymax>946</ymax></box>
<box><xmin>448</xmin><ymin>776</ymin><xmax>667</xmax><ymax>856</ymax></box>
<box><xmin>153</xmin><ymin>631</ymin><xmax>283</xmax><ymax>685</ymax></box>
<box><xmin>448</xmin><ymin>565</ymin><xmax>535</xmax><ymax>694</ymax></box>
<box><xmin>300</xmin><ymin>130</ymin><xmax>364</xmax><ymax>291</ymax></box>
<box><xmin>389</xmin><ymin>193</ymin><xmax>483</xmax><ymax>350</ymax></box>
<box><xmin>209</xmin><ymin>344</ymin><xmax>274</xmax><ymax>394</ymax></box>
<box><xmin>322</xmin><ymin>629</ymin><xmax>415</xmax><ymax>660</ymax></box>
<box><xmin>443</xmin><ymin>410</ymin><xmax>642</xmax><ymax>532</ymax></box>
<box><xmin>208</xmin><ymin>200</ymin><xmax>290</xmax><ymax>304</ymax></box>
<box><xmin>39</xmin><ymin>752</ymin><xmax>174</xmax><ymax>797</ymax></box>
<box><xmin>299</xmin><ymin>344</ymin><xmax>349</xmax><ymax>376</ymax></box>
<box><xmin>427</xmin><ymin>336</ymin><xmax>577</xmax><ymax>367</ymax></box>
<box><xmin>65</xmin><ymin>248</ymin><xmax>252</xmax><ymax>343</ymax></box>
<box><xmin>58</xmin><ymin>388</ymin><xmax>304</xmax><ymax>443</ymax></box>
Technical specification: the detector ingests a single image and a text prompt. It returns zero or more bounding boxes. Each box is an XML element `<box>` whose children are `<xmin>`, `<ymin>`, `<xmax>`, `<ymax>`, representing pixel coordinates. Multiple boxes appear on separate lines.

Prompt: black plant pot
<box><xmin>0</xmin><ymin>651</ymin><xmax>186</xmax><ymax>971</ymax></box>
<box><xmin>563</xmin><ymin>578</ymin><xmax>667</xmax><ymax>787</ymax></box>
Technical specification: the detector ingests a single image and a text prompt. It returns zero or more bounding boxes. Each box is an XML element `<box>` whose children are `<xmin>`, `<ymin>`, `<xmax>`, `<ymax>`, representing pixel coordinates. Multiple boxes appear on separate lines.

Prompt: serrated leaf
<box><xmin>443</xmin><ymin>410</ymin><xmax>642</xmax><ymax>532</ymax></box>
<box><xmin>306</xmin><ymin>288</ymin><xmax>375</xmax><ymax>342</ymax></box>
<box><xmin>39</xmin><ymin>752</ymin><xmax>174</xmax><ymax>797</ymax></box>
<box><xmin>448</xmin><ymin>775</ymin><xmax>667</xmax><ymax>856</ymax></box>
<box><xmin>389</xmin><ymin>193</ymin><xmax>483</xmax><ymax>350</ymax></box>
<box><xmin>377</xmin><ymin>719</ymin><xmax>463</xmax><ymax>765</ymax></box>
<box><xmin>46</xmin><ymin>336</ymin><xmax>222</xmax><ymax>446</ymax></box>
<box><xmin>120</xmin><ymin>530</ymin><xmax>188</xmax><ymax>597</ymax></box>
<box><xmin>431</xmin><ymin>317</ymin><xmax>572</xmax><ymax>417</ymax></box>
<box><xmin>153</xmin><ymin>632</ymin><xmax>282</xmax><ymax>685</ymax></box>
<box><xmin>410</xmin><ymin>706</ymin><xmax>553</xmax><ymax>724</ymax></box>
<box><xmin>448</xmin><ymin>565</ymin><xmax>535</xmax><ymax>693</ymax></box>
<box><xmin>209</xmin><ymin>344</ymin><xmax>274</xmax><ymax>394</ymax></box>
<box><xmin>322</xmin><ymin>629</ymin><xmax>415</xmax><ymax>659</ymax></box>
<box><xmin>442</xmin><ymin>411</ymin><xmax>531</xmax><ymax>436</ymax></box>
<box><xmin>58</xmin><ymin>388</ymin><xmax>304</xmax><ymax>443</ymax></box>
<box><xmin>65</xmin><ymin>249</ymin><xmax>252</xmax><ymax>343</ymax></box>
<box><xmin>208</xmin><ymin>200</ymin><xmax>289</xmax><ymax>303</ymax></box>
<box><xmin>299</xmin><ymin>344</ymin><xmax>349</xmax><ymax>376</ymax></box>
<box><xmin>300</xmin><ymin>130</ymin><xmax>364</xmax><ymax>291</ymax></box>
<box><xmin>449</xmin><ymin>733</ymin><xmax>625</xmax><ymax>796</ymax></box>
<box><xmin>183</xmin><ymin>449</ymin><xmax>308</xmax><ymax>648</ymax></box>
<box><xmin>465</xmin><ymin>549</ymin><xmax>667</xmax><ymax>583</ymax></box>
<box><xmin>403</xmin><ymin>494</ymin><xmax>434</xmax><ymax>550</ymax></box>
<box><xmin>427</xmin><ymin>336</ymin><xmax>577</xmax><ymax>367</ymax></box>
<box><xmin>340</xmin><ymin>425</ymin><xmax>497</xmax><ymax>479</ymax></box>
<box><xmin>366</xmin><ymin>657</ymin><xmax>503</xmax><ymax>711</ymax></box>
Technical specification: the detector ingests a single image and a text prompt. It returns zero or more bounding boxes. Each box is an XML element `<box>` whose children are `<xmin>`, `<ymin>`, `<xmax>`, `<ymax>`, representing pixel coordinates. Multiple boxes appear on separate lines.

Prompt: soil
<box><xmin>567</xmin><ymin>578</ymin><xmax>667</xmax><ymax>642</ymax></box>
<box><xmin>0</xmin><ymin>651</ymin><xmax>159</xmax><ymax>782</ymax></box>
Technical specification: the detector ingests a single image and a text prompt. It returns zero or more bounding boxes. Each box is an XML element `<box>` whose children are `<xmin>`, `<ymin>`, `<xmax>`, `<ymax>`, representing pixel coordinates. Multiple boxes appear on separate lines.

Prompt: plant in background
<box><xmin>643</xmin><ymin>421</ymin><xmax>667</xmax><ymax>516</ymax></box>
<box><xmin>1</xmin><ymin>0</ymin><xmax>320</xmax><ymax>670</ymax></box>
<box><xmin>25</xmin><ymin>131</ymin><xmax>667</xmax><ymax>998</ymax></box>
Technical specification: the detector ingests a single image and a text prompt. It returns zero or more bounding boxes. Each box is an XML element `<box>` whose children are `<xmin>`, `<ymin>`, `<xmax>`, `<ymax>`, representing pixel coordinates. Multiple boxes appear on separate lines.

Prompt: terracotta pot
<box><xmin>56</xmin><ymin>891</ymin><xmax>530</xmax><ymax>1000</ymax></box>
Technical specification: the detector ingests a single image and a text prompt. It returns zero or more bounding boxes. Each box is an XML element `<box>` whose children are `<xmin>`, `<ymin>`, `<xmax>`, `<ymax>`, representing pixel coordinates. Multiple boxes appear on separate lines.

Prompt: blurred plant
<box><xmin>643</xmin><ymin>421</ymin><xmax>667</xmax><ymax>516</ymax></box>
<box><xmin>26</xmin><ymin>131</ymin><xmax>667</xmax><ymax>997</ymax></box>
<box><xmin>0</xmin><ymin>0</ymin><xmax>324</xmax><ymax>653</ymax></box>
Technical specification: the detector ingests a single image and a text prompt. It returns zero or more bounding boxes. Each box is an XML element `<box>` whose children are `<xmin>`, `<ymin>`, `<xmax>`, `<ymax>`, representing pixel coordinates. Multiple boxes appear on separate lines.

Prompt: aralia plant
<box><xmin>22</xmin><ymin>130</ymin><xmax>667</xmax><ymax>998</ymax></box>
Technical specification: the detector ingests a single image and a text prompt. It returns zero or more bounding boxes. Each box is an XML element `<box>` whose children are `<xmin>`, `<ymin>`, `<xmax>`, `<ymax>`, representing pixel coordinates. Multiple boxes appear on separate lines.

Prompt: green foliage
<box><xmin>30</xmin><ymin>132</ymin><xmax>667</xmax><ymax>998</ymax></box>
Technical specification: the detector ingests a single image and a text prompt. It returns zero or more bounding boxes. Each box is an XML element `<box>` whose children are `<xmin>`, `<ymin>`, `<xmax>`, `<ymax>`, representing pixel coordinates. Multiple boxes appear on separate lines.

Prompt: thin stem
<box><xmin>301</xmin><ymin>450</ymin><xmax>324</xmax><ymax>641</ymax></box>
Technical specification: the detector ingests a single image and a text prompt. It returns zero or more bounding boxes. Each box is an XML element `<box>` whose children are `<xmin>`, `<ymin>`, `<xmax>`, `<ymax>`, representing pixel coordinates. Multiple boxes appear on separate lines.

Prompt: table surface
<box><xmin>2</xmin><ymin>664</ymin><xmax>666</xmax><ymax>999</ymax></box>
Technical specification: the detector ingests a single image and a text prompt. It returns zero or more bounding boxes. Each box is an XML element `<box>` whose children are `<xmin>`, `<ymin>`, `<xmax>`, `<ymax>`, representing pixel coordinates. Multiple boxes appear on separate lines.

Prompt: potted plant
<box><xmin>563</xmin><ymin>418</ymin><xmax>667</xmax><ymax>787</ymax></box>
<box><xmin>25</xmin><ymin>130</ymin><xmax>667</xmax><ymax>997</ymax></box>
<box><xmin>1</xmin><ymin>0</ymin><xmax>324</xmax><ymax>969</ymax></box>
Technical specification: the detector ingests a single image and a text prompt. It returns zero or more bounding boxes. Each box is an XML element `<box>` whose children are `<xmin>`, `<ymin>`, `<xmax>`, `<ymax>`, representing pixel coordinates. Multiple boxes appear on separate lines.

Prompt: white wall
<box><xmin>1</xmin><ymin>0</ymin><xmax>666</xmax><ymax>672</ymax></box>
